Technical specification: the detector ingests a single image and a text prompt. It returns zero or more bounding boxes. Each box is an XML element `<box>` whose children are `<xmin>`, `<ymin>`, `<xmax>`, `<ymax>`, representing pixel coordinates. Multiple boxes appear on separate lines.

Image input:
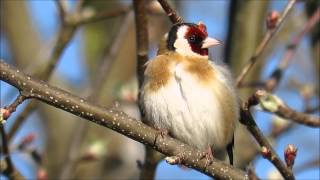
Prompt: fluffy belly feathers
<box><xmin>141</xmin><ymin>58</ymin><xmax>238</xmax><ymax>151</ymax></box>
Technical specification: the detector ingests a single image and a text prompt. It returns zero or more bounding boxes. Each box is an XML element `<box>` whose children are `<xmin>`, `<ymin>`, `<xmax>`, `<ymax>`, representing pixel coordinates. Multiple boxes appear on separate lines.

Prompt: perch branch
<box><xmin>0</xmin><ymin>60</ymin><xmax>248</xmax><ymax>179</ymax></box>
<box><xmin>236</xmin><ymin>0</ymin><xmax>296</xmax><ymax>87</ymax></box>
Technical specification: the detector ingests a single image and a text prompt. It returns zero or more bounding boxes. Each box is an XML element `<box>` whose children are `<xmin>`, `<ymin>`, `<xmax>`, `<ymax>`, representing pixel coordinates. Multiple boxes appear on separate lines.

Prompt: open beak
<box><xmin>202</xmin><ymin>37</ymin><xmax>221</xmax><ymax>48</ymax></box>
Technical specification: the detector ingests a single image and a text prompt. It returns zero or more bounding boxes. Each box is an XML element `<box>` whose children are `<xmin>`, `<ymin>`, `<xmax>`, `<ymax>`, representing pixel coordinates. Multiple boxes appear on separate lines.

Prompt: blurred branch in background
<box><xmin>235</xmin><ymin>0</ymin><xmax>296</xmax><ymax>87</ymax></box>
<box><xmin>59</xmin><ymin>9</ymin><xmax>134</xmax><ymax>180</ymax></box>
<box><xmin>6</xmin><ymin>0</ymin><xmax>131</xmax><ymax>142</ymax></box>
<box><xmin>305</xmin><ymin>0</ymin><xmax>320</xmax><ymax>83</ymax></box>
<box><xmin>133</xmin><ymin>0</ymin><xmax>156</xmax><ymax>179</ymax></box>
<box><xmin>265</xmin><ymin>8</ymin><xmax>320</xmax><ymax>92</ymax></box>
<box><xmin>224</xmin><ymin>0</ymin><xmax>269</xmax><ymax>170</ymax></box>
<box><xmin>239</xmin><ymin>8</ymin><xmax>320</xmax><ymax>92</ymax></box>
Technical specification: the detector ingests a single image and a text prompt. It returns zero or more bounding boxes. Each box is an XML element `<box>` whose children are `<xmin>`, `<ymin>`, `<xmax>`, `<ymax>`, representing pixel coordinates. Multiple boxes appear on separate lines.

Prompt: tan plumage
<box><xmin>140</xmin><ymin>22</ymin><xmax>239</xmax><ymax>164</ymax></box>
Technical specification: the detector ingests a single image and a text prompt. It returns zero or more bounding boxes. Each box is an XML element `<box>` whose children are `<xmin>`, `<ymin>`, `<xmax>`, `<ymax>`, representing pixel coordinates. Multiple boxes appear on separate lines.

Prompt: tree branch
<box><xmin>241</xmin><ymin>94</ymin><xmax>295</xmax><ymax>180</ymax></box>
<box><xmin>265</xmin><ymin>8</ymin><xmax>320</xmax><ymax>91</ymax></box>
<box><xmin>59</xmin><ymin>10</ymin><xmax>133</xmax><ymax>179</ymax></box>
<box><xmin>6</xmin><ymin>3</ymin><xmax>129</xmax><ymax>142</ymax></box>
<box><xmin>55</xmin><ymin>0</ymin><xmax>68</xmax><ymax>23</ymax></box>
<box><xmin>0</xmin><ymin>125</ymin><xmax>25</xmax><ymax>180</ymax></box>
<box><xmin>0</xmin><ymin>60</ymin><xmax>248</xmax><ymax>179</ymax></box>
<box><xmin>133</xmin><ymin>1</ymin><xmax>162</xmax><ymax>179</ymax></box>
<box><xmin>134</xmin><ymin>0</ymin><xmax>149</xmax><ymax>88</ymax></box>
<box><xmin>255</xmin><ymin>90</ymin><xmax>320</xmax><ymax>127</ymax></box>
<box><xmin>236</xmin><ymin>0</ymin><xmax>296</xmax><ymax>87</ymax></box>
<box><xmin>76</xmin><ymin>6</ymin><xmax>131</xmax><ymax>25</ymax></box>
<box><xmin>157</xmin><ymin>0</ymin><xmax>184</xmax><ymax>24</ymax></box>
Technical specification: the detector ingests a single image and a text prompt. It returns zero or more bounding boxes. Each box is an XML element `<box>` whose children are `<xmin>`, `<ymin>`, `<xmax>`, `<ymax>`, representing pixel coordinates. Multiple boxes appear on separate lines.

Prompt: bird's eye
<box><xmin>188</xmin><ymin>35</ymin><xmax>196</xmax><ymax>43</ymax></box>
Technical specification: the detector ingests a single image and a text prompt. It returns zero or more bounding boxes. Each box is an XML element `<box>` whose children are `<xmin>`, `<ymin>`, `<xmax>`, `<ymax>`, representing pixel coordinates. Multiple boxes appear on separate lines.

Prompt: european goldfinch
<box><xmin>140</xmin><ymin>22</ymin><xmax>239</xmax><ymax>164</ymax></box>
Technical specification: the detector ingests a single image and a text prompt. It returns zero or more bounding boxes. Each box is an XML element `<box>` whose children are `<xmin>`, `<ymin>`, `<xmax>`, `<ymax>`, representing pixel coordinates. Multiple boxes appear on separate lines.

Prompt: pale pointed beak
<box><xmin>202</xmin><ymin>37</ymin><xmax>221</xmax><ymax>48</ymax></box>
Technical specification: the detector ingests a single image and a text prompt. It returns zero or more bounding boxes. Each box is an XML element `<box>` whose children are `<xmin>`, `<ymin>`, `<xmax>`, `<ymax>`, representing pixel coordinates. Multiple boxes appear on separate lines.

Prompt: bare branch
<box><xmin>2</xmin><ymin>94</ymin><xmax>27</xmax><ymax>119</ymax></box>
<box><xmin>134</xmin><ymin>0</ymin><xmax>149</xmax><ymax>88</ymax></box>
<box><xmin>265</xmin><ymin>8</ymin><xmax>320</xmax><ymax>91</ymax></box>
<box><xmin>0</xmin><ymin>60</ymin><xmax>248</xmax><ymax>179</ymax></box>
<box><xmin>6</xmin><ymin>3</ymin><xmax>131</xmax><ymax>143</ymax></box>
<box><xmin>277</xmin><ymin>105</ymin><xmax>320</xmax><ymax>127</ymax></box>
<box><xmin>55</xmin><ymin>0</ymin><xmax>68</xmax><ymax>23</ymax></box>
<box><xmin>0</xmin><ymin>125</ymin><xmax>25</xmax><ymax>180</ymax></box>
<box><xmin>76</xmin><ymin>6</ymin><xmax>131</xmax><ymax>25</ymax></box>
<box><xmin>157</xmin><ymin>0</ymin><xmax>184</xmax><ymax>24</ymax></box>
<box><xmin>240</xmin><ymin>9</ymin><xmax>320</xmax><ymax>92</ymax></box>
<box><xmin>7</xmin><ymin>101</ymin><xmax>36</xmax><ymax>141</ymax></box>
<box><xmin>241</xmin><ymin>95</ymin><xmax>295</xmax><ymax>180</ymax></box>
<box><xmin>236</xmin><ymin>0</ymin><xmax>296</xmax><ymax>87</ymax></box>
<box><xmin>256</xmin><ymin>90</ymin><xmax>320</xmax><ymax>127</ymax></box>
<box><xmin>59</xmin><ymin>11</ymin><xmax>133</xmax><ymax>179</ymax></box>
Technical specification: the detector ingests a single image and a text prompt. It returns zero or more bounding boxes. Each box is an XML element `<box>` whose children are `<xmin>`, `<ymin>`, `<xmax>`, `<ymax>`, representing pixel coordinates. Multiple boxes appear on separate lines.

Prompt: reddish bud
<box><xmin>37</xmin><ymin>168</ymin><xmax>48</xmax><ymax>180</ymax></box>
<box><xmin>18</xmin><ymin>133</ymin><xmax>36</xmax><ymax>150</ymax></box>
<box><xmin>261</xmin><ymin>146</ymin><xmax>271</xmax><ymax>158</ymax></box>
<box><xmin>79</xmin><ymin>152</ymin><xmax>97</xmax><ymax>162</ymax></box>
<box><xmin>266</xmin><ymin>11</ymin><xmax>280</xmax><ymax>30</ymax></box>
<box><xmin>284</xmin><ymin>144</ymin><xmax>297</xmax><ymax>169</ymax></box>
<box><xmin>1</xmin><ymin>108</ymin><xmax>11</xmax><ymax>120</ymax></box>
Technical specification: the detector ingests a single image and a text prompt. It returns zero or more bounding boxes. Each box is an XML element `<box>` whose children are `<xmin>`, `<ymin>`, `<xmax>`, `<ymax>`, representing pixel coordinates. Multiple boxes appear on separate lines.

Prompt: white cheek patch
<box><xmin>173</xmin><ymin>25</ymin><xmax>206</xmax><ymax>58</ymax></box>
<box><xmin>174</xmin><ymin>38</ymin><xmax>192</xmax><ymax>55</ymax></box>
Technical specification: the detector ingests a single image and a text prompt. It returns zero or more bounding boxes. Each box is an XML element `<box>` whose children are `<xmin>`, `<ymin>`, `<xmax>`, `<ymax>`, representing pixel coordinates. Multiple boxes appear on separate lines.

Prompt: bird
<box><xmin>140</xmin><ymin>22</ymin><xmax>239</xmax><ymax>165</ymax></box>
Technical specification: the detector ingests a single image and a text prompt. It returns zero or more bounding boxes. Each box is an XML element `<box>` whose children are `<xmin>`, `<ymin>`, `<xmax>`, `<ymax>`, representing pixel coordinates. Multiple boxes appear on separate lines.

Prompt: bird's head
<box><xmin>165</xmin><ymin>22</ymin><xmax>220</xmax><ymax>58</ymax></box>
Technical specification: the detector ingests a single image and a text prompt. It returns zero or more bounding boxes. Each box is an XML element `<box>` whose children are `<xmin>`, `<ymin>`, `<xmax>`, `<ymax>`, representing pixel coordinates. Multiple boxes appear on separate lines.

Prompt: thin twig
<box><xmin>7</xmin><ymin>101</ymin><xmax>37</xmax><ymax>141</ymax></box>
<box><xmin>0</xmin><ymin>125</ymin><xmax>25</xmax><ymax>180</ymax></box>
<box><xmin>265</xmin><ymin>8</ymin><xmax>320</xmax><ymax>91</ymax></box>
<box><xmin>255</xmin><ymin>90</ymin><xmax>320</xmax><ymax>127</ymax></box>
<box><xmin>0</xmin><ymin>60</ymin><xmax>248</xmax><ymax>180</ymax></box>
<box><xmin>7</xmin><ymin>25</ymin><xmax>77</xmax><ymax>142</ymax></box>
<box><xmin>55</xmin><ymin>0</ymin><xmax>67</xmax><ymax>23</ymax></box>
<box><xmin>4</xmin><ymin>94</ymin><xmax>27</xmax><ymax>116</ymax></box>
<box><xmin>236</xmin><ymin>0</ymin><xmax>296</xmax><ymax>87</ymax></box>
<box><xmin>157</xmin><ymin>0</ymin><xmax>183</xmax><ymax>24</ymax></box>
<box><xmin>77</xmin><ymin>6</ymin><xmax>131</xmax><ymax>25</ymax></box>
<box><xmin>241</xmin><ymin>94</ymin><xmax>295</xmax><ymax>180</ymax></box>
<box><xmin>274</xmin><ymin>105</ymin><xmax>320</xmax><ymax>127</ymax></box>
<box><xmin>6</xmin><ymin>3</ymin><xmax>134</xmax><ymax>142</ymax></box>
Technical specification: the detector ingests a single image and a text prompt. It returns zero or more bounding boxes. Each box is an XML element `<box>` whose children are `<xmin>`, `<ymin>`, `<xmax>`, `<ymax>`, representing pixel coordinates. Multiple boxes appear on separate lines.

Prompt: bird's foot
<box><xmin>165</xmin><ymin>153</ymin><xmax>185</xmax><ymax>165</ymax></box>
<box><xmin>201</xmin><ymin>146</ymin><xmax>214</xmax><ymax>167</ymax></box>
<box><xmin>153</xmin><ymin>128</ymin><xmax>168</xmax><ymax>145</ymax></box>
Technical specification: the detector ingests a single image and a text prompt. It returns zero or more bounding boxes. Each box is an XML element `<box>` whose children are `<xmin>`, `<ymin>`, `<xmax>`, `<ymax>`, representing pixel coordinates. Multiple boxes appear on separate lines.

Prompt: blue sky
<box><xmin>1</xmin><ymin>1</ymin><xmax>319</xmax><ymax>179</ymax></box>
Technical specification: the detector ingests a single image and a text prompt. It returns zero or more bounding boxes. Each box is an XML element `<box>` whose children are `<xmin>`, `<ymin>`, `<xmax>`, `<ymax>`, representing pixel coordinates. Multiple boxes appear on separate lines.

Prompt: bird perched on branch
<box><xmin>140</xmin><ymin>22</ymin><xmax>239</xmax><ymax>165</ymax></box>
